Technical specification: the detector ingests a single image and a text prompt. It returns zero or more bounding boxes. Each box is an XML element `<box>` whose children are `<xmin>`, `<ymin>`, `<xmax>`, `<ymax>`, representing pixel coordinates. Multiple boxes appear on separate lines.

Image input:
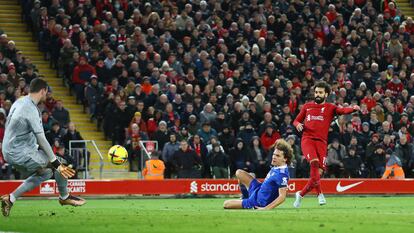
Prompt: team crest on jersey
<box><xmin>321</xmin><ymin>107</ymin><xmax>325</xmax><ymax>113</ymax></box>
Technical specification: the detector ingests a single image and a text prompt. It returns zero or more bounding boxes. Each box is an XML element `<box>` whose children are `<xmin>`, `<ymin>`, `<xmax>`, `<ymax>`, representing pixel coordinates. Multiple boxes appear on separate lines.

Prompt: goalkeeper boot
<box><xmin>59</xmin><ymin>195</ymin><xmax>86</xmax><ymax>207</ymax></box>
<box><xmin>318</xmin><ymin>193</ymin><xmax>326</xmax><ymax>205</ymax></box>
<box><xmin>1</xmin><ymin>195</ymin><xmax>13</xmax><ymax>217</ymax></box>
<box><xmin>293</xmin><ymin>191</ymin><xmax>303</xmax><ymax>208</ymax></box>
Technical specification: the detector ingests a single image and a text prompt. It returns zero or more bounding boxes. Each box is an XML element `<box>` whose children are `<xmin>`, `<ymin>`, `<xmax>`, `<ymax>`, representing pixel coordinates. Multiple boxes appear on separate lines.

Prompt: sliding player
<box><xmin>223</xmin><ymin>139</ymin><xmax>292</xmax><ymax>210</ymax></box>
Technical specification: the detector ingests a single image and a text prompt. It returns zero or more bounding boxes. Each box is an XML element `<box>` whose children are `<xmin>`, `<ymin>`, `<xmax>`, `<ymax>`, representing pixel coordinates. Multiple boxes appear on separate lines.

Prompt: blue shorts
<box><xmin>242</xmin><ymin>179</ymin><xmax>262</xmax><ymax>209</ymax></box>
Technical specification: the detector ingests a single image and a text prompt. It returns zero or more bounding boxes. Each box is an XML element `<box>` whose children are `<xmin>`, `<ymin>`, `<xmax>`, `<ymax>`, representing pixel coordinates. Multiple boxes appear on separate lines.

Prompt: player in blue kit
<box><xmin>223</xmin><ymin>139</ymin><xmax>292</xmax><ymax>210</ymax></box>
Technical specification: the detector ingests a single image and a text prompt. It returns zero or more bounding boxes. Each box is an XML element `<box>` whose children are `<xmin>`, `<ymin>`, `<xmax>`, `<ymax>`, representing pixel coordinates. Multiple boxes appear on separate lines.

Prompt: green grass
<box><xmin>1</xmin><ymin>196</ymin><xmax>414</xmax><ymax>233</ymax></box>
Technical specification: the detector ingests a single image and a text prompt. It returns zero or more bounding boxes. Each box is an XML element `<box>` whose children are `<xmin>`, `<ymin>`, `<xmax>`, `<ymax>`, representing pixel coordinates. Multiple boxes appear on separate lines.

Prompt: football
<box><xmin>108</xmin><ymin>145</ymin><xmax>128</xmax><ymax>165</ymax></box>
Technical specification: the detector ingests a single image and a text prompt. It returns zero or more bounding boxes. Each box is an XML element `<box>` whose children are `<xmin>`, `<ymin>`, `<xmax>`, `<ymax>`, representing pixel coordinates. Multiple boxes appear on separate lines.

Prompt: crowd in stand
<box><xmin>0</xmin><ymin>22</ymin><xmax>87</xmax><ymax>178</ymax></box>
<box><xmin>0</xmin><ymin>29</ymin><xmax>87</xmax><ymax>179</ymax></box>
<box><xmin>3</xmin><ymin>0</ymin><xmax>414</xmax><ymax>179</ymax></box>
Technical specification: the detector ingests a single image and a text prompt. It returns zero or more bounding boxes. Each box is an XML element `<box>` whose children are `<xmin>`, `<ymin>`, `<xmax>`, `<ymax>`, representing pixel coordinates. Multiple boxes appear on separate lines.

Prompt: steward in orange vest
<box><xmin>382</xmin><ymin>150</ymin><xmax>405</xmax><ymax>180</ymax></box>
<box><xmin>142</xmin><ymin>152</ymin><xmax>165</xmax><ymax>180</ymax></box>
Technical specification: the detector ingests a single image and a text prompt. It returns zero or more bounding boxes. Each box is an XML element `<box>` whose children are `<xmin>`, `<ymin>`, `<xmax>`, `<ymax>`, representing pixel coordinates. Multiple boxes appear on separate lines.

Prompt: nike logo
<box><xmin>336</xmin><ymin>181</ymin><xmax>364</xmax><ymax>192</ymax></box>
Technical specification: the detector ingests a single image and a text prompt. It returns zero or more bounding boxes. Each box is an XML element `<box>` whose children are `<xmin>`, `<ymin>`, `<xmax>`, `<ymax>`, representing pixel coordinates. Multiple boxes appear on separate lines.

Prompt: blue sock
<box><xmin>240</xmin><ymin>184</ymin><xmax>249</xmax><ymax>199</ymax></box>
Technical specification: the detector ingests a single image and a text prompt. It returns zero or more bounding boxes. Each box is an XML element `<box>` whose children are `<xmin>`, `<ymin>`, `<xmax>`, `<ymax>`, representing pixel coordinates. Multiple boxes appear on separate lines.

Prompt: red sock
<box><xmin>314</xmin><ymin>166</ymin><xmax>322</xmax><ymax>195</ymax></box>
<box><xmin>300</xmin><ymin>161</ymin><xmax>320</xmax><ymax>197</ymax></box>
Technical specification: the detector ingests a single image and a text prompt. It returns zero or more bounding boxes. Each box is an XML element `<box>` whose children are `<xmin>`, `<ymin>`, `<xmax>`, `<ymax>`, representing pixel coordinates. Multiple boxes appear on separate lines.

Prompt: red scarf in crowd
<box><xmin>193</xmin><ymin>143</ymin><xmax>201</xmax><ymax>157</ymax></box>
<box><xmin>131</xmin><ymin>133</ymin><xmax>142</xmax><ymax>150</ymax></box>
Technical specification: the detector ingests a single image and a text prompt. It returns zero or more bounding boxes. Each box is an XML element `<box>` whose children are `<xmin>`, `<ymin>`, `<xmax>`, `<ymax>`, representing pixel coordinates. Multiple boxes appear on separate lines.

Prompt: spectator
<box><xmin>206</xmin><ymin>136</ymin><xmax>224</xmax><ymax>154</ymax></box>
<box><xmin>237</xmin><ymin>122</ymin><xmax>257</xmax><ymax>144</ymax></box>
<box><xmin>371</xmin><ymin>144</ymin><xmax>387</xmax><ymax>178</ymax></box>
<box><xmin>151</xmin><ymin>121</ymin><xmax>170</xmax><ymax>151</ymax></box>
<box><xmin>260</xmin><ymin>124</ymin><xmax>281</xmax><ymax>153</ymax></box>
<box><xmin>326</xmin><ymin>138</ymin><xmax>347</xmax><ymax>178</ymax></box>
<box><xmin>72</xmin><ymin>56</ymin><xmax>96</xmax><ymax>104</ymax></box>
<box><xmin>218</xmin><ymin>125</ymin><xmax>235</xmax><ymax>153</ymax></box>
<box><xmin>229</xmin><ymin>138</ymin><xmax>254</xmax><ymax>176</ymax></box>
<box><xmin>199</xmin><ymin>103</ymin><xmax>217</xmax><ymax>124</ymax></box>
<box><xmin>55</xmin><ymin>142</ymin><xmax>76</xmax><ymax>174</ymax></box>
<box><xmin>46</xmin><ymin>121</ymin><xmax>65</xmax><ymax>146</ymax></box>
<box><xmin>343</xmin><ymin>146</ymin><xmax>364</xmax><ymax>178</ymax></box>
<box><xmin>52</xmin><ymin>100</ymin><xmax>70</xmax><ymax>128</ymax></box>
<box><xmin>124</xmin><ymin>123</ymin><xmax>148</xmax><ymax>172</ymax></box>
<box><xmin>394</xmin><ymin>135</ymin><xmax>413</xmax><ymax>176</ymax></box>
<box><xmin>187</xmin><ymin>114</ymin><xmax>201</xmax><ymax>136</ymax></box>
<box><xmin>177</xmin><ymin>125</ymin><xmax>191</xmax><ymax>142</ymax></box>
<box><xmin>21</xmin><ymin>66</ymin><xmax>38</xmax><ymax>85</ymax></box>
<box><xmin>250</xmin><ymin>136</ymin><xmax>267</xmax><ymax>178</ymax></box>
<box><xmin>63</xmin><ymin>122</ymin><xmax>89</xmax><ymax>170</ymax></box>
<box><xmin>209</xmin><ymin>143</ymin><xmax>229</xmax><ymax>179</ymax></box>
<box><xmin>286</xmin><ymin>135</ymin><xmax>304</xmax><ymax>178</ymax></box>
<box><xmin>188</xmin><ymin>134</ymin><xmax>209</xmax><ymax>178</ymax></box>
<box><xmin>44</xmin><ymin>90</ymin><xmax>56</xmax><ymax>112</ymax></box>
<box><xmin>162</xmin><ymin>102</ymin><xmax>180</xmax><ymax>129</ymax></box>
<box><xmin>197</xmin><ymin>121</ymin><xmax>217</xmax><ymax>144</ymax></box>
<box><xmin>172</xmin><ymin>140</ymin><xmax>202</xmax><ymax>178</ymax></box>
<box><xmin>41</xmin><ymin>110</ymin><xmax>56</xmax><ymax>132</ymax></box>
<box><xmin>111</xmin><ymin>100</ymin><xmax>130</xmax><ymax>145</ymax></box>
<box><xmin>162</xmin><ymin>133</ymin><xmax>180</xmax><ymax>178</ymax></box>
<box><xmin>129</xmin><ymin>111</ymin><xmax>147</xmax><ymax>134</ymax></box>
<box><xmin>85</xmin><ymin>75</ymin><xmax>104</xmax><ymax>120</ymax></box>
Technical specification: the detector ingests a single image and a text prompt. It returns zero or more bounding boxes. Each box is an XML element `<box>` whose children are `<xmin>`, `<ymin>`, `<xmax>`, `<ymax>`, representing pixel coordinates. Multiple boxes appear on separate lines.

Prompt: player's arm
<box><xmin>293</xmin><ymin>104</ymin><xmax>307</xmax><ymax>132</ymax></box>
<box><xmin>255</xmin><ymin>187</ymin><xmax>287</xmax><ymax>210</ymax></box>
<box><xmin>335</xmin><ymin>104</ymin><xmax>360</xmax><ymax>115</ymax></box>
<box><xmin>35</xmin><ymin>133</ymin><xmax>75</xmax><ymax>178</ymax></box>
<box><xmin>29</xmin><ymin>113</ymin><xmax>75</xmax><ymax>178</ymax></box>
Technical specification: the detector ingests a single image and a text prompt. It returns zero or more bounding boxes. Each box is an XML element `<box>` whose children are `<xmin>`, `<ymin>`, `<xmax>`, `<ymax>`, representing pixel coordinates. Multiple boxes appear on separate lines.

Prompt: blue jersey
<box><xmin>242</xmin><ymin>165</ymin><xmax>290</xmax><ymax>209</ymax></box>
<box><xmin>256</xmin><ymin>165</ymin><xmax>289</xmax><ymax>207</ymax></box>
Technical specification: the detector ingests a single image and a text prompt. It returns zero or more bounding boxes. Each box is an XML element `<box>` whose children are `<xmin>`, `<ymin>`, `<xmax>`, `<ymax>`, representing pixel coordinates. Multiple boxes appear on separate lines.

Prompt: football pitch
<box><xmin>1</xmin><ymin>196</ymin><xmax>413</xmax><ymax>233</ymax></box>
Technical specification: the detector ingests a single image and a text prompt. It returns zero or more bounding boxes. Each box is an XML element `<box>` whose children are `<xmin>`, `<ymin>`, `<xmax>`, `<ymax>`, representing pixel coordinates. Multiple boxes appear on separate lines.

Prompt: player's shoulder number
<box><xmin>281</xmin><ymin>177</ymin><xmax>288</xmax><ymax>186</ymax></box>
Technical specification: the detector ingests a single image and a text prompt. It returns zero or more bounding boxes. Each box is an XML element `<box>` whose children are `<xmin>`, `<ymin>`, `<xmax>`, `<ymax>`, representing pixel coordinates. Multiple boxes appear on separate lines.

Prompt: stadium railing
<box><xmin>69</xmin><ymin>140</ymin><xmax>104</xmax><ymax>179</ymax></box>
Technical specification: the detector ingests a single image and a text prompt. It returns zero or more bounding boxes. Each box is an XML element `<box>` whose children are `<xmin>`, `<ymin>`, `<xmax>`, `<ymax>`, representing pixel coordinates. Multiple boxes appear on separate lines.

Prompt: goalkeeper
<box><xmin>1</xmin><ymin>78</ymin><xmax>86</xmax><ymax>217</ymax></box>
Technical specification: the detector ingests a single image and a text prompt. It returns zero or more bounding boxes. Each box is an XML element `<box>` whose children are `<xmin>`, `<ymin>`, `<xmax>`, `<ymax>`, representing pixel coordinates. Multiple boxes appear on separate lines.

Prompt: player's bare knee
<box><xmin>235</xmin><ymin>169</ymin><xmax>246</xmax><ymax>178</ymax></box>
<box><xmin>223</xmin><ymin>200</ymin><xmax>230</xmax><ymax>209</ymax></box>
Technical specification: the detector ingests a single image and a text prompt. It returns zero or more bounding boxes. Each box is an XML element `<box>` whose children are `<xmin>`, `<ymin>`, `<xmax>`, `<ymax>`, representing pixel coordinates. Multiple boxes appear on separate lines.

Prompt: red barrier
<box><xmin>0</xmin><ymin>179</ymin><xmax>413</xmax><ymax>196</ymax></box>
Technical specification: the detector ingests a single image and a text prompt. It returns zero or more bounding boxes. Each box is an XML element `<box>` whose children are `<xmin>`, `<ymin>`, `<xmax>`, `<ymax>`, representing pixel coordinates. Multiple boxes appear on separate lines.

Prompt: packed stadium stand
<box><xmin>1</xmin><ymin>0</ymin><xmax>414</xmax><ymax>180</ymax></box>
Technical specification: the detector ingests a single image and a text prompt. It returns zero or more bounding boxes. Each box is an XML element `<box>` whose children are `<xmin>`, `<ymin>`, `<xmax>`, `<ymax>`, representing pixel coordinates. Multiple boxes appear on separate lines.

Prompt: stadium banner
<box><xmin>0</xmin><ymin>179</ymin><xmax>414</xmax><ymax>196</ymax></box>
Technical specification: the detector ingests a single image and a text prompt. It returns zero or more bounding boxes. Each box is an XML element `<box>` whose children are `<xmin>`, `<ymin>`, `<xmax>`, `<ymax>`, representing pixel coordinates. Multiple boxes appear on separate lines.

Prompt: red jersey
<box><xmin>293</xmin><ymin>102</ymin><xmax>355</xmax><ymax>144</ymax></box>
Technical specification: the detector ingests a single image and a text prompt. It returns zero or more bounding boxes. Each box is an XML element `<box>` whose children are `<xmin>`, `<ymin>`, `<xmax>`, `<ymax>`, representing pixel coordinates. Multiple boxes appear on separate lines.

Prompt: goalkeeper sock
<box><xmin>9</xmin><ymin>193</ymin><xmax>16</xmax><ymax>203</ymax></box>
<box><xmin>240</xmin><ymin>184</ymin><xmax>249</xmax><ymax>199</ymax></box>
<box><xmin>300</xmin><ymin>161</ymin><xmax>320</xmax><ymax>197</ymax></box>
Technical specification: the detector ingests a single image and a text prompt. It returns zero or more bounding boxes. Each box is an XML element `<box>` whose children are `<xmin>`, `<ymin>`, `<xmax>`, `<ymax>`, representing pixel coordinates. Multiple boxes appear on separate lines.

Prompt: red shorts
<box><xmin>301</xmin><ymin>138</ymin><xmax>327</xmax><ymax>170</ymax></box>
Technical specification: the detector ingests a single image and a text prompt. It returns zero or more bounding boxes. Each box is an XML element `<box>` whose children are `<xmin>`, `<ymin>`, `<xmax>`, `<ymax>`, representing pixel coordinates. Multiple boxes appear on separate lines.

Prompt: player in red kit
<box><xmin>293</xmin><ymin>81</ymin><xmax>359</xmax><ymax>208</ymax></box>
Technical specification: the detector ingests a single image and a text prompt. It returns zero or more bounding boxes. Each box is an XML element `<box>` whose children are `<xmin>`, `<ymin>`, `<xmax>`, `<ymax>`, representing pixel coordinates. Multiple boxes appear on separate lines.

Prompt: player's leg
<box><xmin>235</xmin><ymin>169</ymin><xmax>254</xmax><ymax>198</ymax></box>
<box><xmin>235</xmin><ymin>169</ymin><xmax>254</xmax><ymax>187</ymax></box>
<box><xmin>54</xmin><ymin>169</ymin><xmax>86</xmax><ymax>206</ymax></box>
<box><xmin>294</xmin><ymin>139</ymin><xmax>318</xmax><ymax>208</ymax></box>
<box><xmin>223</xmin><ymin>200</ymin><xmax>243</xmax><ymax>209</ymax></box>
<box><xmin>2</xmin><ymin>167</ymin><xmax>53</xmax><ymax>217</ymax></box>
<box><xmin>315</xmin><ymin>142</ymin><xmax>328</xmax><ymax>205</ymax></box>
<box><xmin>33</xmin><ymin>150</ymin><xmax>85</xmax><ymax>206</ymax></box>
